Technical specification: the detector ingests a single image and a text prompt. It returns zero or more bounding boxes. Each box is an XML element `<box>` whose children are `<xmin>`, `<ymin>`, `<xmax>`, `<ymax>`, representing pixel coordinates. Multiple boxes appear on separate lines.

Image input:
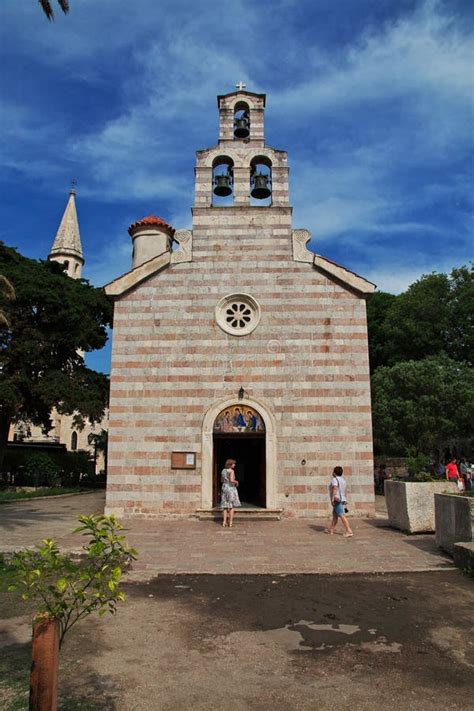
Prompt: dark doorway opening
<box><xmin>213</xmin><ymin>434</ymin><xmax>265</xmax><ymax>508</ymax></box>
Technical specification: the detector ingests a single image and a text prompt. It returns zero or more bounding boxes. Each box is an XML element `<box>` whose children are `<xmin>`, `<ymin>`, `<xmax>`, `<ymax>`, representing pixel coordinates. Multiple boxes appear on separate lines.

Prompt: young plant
<box><xmin>4</xmin><ymin>513</ymin><xmax>137</xmax><ymax>647</ymax></box>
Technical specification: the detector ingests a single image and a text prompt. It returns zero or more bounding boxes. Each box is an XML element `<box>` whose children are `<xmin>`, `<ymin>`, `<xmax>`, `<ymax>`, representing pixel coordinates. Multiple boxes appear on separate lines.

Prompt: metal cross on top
<box><xmin>235</xmin><ymin>81</ymin><xmax>246</xmax><ymax>91</ymax></box>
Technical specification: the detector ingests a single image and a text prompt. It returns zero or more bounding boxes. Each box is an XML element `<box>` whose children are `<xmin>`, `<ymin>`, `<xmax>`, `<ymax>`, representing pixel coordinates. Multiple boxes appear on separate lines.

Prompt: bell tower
<box><xmin>48</xmin><ymin>186</ymin><xmax>84</xmax><ymax>279</ymax></box>
<box><xmin>194</xmin><ymin>83</ymin><xmax>290</xmax><ymax>210</ymax></box>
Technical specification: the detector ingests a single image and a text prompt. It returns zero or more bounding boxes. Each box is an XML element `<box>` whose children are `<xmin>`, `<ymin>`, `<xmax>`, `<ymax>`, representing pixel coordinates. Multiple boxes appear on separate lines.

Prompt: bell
<box><xmin>251</xmin><ymin>173</ymin><xmax>271</xmax><ymax>200</ymax></box>
<box><xmin>234</xmin><ymin>116</ymin><xmax>250</xmax><ymax>139</ymax></box>
<box><xmin>213</xmin><ymin>173</ymin><xmax>233</xmax><ymax>197</ymax></box>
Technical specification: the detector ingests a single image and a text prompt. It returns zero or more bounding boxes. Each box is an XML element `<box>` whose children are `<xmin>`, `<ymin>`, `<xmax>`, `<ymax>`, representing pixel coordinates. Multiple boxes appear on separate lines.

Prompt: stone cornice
<box><xmin>192</xmin><ymin>205</ymin><xmax>293</xmax><ymax>215</ymax></box>
<box><xmin>292</xmin><ymin>229</ymin><xmax>314</xmax><ymax>263</ymax></box>
<box><xmin>106</xmin><ymin>226</ymin><xmax>375</xmax><ymax>298</ymax></box>
<box><xmin>313</xmin><ymin>255</ymin><xmax>376</xmax><ymax>294</ymax></box>
<box><xmin>292</xmin><ymin>229</ymin><xmax>376</xmax><ymax>294</ymax></box>
<box><xmin>105</xmin><ymin>229</ymin><xmax>193</xmax><ymax>297</ymax></box>
<box><xmin>171</xmin><ymin>230</ymin><xmax>193</xmax><ymax>264</ymax></box>
<box><xmin>105</xmin><ymin>251</ymin><xmax>171</xmax><ymax>297</ymax></box>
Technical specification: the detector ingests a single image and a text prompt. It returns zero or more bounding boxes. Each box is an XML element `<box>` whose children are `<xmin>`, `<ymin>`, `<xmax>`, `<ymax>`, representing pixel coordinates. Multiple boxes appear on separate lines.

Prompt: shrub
<box><xmin>406</xmin><ymin>452</ymin><xmax>431</xmax><ymax>478</ymax></box>
<box><xmin>59</xmin><ymin>450</ymin><xmax>94</xmax><ymax>487</ymax></box>
<box><xmin>23</xmin><ymin>452</ymin><xmax>61</xmax><ymax>487</ymax></box>
<box><xmin>414</xmin><ymin>471</ymin><xmax>435</xmax><ymax>482</ymax></box>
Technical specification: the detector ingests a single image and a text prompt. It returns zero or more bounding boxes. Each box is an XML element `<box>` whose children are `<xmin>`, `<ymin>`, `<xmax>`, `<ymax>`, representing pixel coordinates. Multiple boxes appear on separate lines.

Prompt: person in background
<box><xmin>458</xmin><ymin>458</ymin><xmax>469</xmax><ymax>490</ymax></box>
<box><xmin>324</xmin><ymin>466</ymin><xmax>353</xmax><ymax>537</ymax></box>
<box><xmin>434</xmin><ymin>461</ymin><xmax>445</xmax><ymax>479</ymax></box>
<box><xmin>377</xmin><ymin>463</ymin><xmax>390</xmax><ymax>494</ymax></box>
<box><xmin>467</xmin><ymin>463</ymin><xmax>474</xmax><ymax>492</ymax></box>
<box><xmin>445</xmin><ymin>458</ymin><xmax>460</xmax><ymax>482</ymax></box>
<box><xmin>221</xmin><ymin>459</ymin><xmax>241</xmax><ymax>528</ymax></box>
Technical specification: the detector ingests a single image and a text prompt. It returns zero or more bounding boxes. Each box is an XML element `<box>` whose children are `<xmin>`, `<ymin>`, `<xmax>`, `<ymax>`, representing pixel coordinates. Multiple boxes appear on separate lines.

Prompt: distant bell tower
<box><xmin>194</xmin><ymin>82</ymin><xmax>290</xmax><ymax>210</ymax></box>
<box><xmin>48</xmin><ymin>185</ymin><xmax>84</xmax><ymax>279</ymax></box>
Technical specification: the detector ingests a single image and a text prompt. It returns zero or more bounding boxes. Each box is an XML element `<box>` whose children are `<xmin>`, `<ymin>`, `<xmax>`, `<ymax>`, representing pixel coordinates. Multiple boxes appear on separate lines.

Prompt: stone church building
<box><xmin>105</xmin><ymin>87</ymin><xmax>376</xmax><ymax>518</ymax></box>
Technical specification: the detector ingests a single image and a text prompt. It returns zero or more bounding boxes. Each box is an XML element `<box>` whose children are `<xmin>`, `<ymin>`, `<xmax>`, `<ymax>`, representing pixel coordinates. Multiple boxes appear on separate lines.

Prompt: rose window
<box><xmin>215</xmin><ymin>293</ymin><xmax>261</xmax><ymax>336</ymax></box>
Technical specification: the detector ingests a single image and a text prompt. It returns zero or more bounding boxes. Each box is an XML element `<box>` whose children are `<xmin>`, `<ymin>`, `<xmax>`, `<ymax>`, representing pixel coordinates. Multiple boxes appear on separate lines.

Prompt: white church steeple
<box><xmin>48</xmin><ymin>186</ymin><xmax>84</xmax><ymax>279</ymax></box>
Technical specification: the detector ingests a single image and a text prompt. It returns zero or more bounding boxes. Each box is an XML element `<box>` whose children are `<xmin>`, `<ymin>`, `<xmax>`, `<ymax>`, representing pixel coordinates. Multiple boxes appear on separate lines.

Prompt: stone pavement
<box><xmin>0</xmin><ymin>491</ymin><xmax>455</xmax><ymax>580</ymax></box>
<box><xmin>0</xmin><ymin>490</ymin><xmax>105</xmax><ymax>553</ymax></box>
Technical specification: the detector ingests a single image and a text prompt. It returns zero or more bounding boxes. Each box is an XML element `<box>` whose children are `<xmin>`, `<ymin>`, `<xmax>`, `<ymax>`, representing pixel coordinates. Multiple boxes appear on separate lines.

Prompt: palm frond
<box><xmin>0</xmin><ymin>275</ymin><xmax>14</xmax><ymax>330</ymax></box>
<box><xmin>0</xmin><ymin>311</ymin><xmax>10</xmax><ymax>329</ymax></box>
<box><xmin>39</xmin><ymin>0</ymin><xmax>54</xmax><ymax>20</ymax></box>
<box><xmin>39</xmin><ymin>0</ymin><xmax>69</xmax><ymax>21</ymax></box>
<box><xmin>0</xmin><ymin>275</ymin><xmax>15</xmax><ymax>301</ymax></box>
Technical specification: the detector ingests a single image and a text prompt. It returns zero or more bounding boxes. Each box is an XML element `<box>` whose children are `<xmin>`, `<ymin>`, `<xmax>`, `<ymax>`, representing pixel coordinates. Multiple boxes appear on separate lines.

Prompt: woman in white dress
<box><xmin>221</xmin><ymin>459</ymin><xmax>241</xmax><ymax>528</ymax></box>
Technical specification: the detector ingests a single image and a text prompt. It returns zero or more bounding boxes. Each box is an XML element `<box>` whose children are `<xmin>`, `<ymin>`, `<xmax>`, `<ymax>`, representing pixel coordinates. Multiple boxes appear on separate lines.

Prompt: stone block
<box><xmin>385</xmin><ymin>480</ymin><xmax>458</xmax><ymax>533</ymax></box>
<box><xmin>435</xmin><ymin>493</ymin><xmax>474</xmax><ymax>555</ymax></box>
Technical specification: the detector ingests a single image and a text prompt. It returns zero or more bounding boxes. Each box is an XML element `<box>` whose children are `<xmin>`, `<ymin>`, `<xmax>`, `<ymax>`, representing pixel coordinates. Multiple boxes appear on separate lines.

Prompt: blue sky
<box><xmin>0</xmin><ymin>0</ymin><xmax>473</xmax><ymax>373</ymax></box>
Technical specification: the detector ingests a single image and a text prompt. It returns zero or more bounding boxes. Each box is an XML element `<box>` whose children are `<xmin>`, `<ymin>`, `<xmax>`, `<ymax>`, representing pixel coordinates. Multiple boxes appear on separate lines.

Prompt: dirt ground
<box><xmin>1</xmin><ymin>570</ymin><xmax>473</xmax><ymax>711</ymax></box>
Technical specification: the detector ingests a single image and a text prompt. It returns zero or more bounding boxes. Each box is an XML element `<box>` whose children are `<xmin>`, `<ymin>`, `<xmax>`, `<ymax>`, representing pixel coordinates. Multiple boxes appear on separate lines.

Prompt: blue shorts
<box><xmin>333</xmin><ymin>502</ymin><xmax>345</xmax><ymax>516</ymax></box>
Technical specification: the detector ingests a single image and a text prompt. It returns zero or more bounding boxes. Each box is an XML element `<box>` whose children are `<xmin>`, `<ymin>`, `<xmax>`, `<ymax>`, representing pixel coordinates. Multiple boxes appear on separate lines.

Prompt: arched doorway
<box><xmin>212</xmin><ymin>406</ymin><xmax>265</xmax><ymax>507</ymax></box>
<box><xmin>201</xmin><ymin>396</ymin><xmax>277</xmax><ymax>510</ymax></box>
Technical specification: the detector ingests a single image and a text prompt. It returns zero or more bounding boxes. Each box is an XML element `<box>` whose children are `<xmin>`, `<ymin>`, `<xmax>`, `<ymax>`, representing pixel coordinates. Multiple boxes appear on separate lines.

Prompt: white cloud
<box><xmin>284</xmin><ymin>0</ymin><xmax>473</xmax><ymax>250</ymax></box>
<box><xmin>276</xmin><ymin>1</ymin><xmax>472</xmax><ymax>120</ymax></box>
<box><xmin>1</xmin><ymin>0</ymin><xmax>472</xmax><ymax>290</ymax></box>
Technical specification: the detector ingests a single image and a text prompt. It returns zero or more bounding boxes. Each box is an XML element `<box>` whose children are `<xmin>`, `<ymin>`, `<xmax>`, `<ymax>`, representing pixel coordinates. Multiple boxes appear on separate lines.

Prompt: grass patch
<box><xmin>0</xmin><ymin>642</ymin><xmax>30</xmax><ymax>711</ymax></box>
<box><xmin>0</xmin><ymin>487</ymin><xmax>81</xmax><ymax>503</ymax></box>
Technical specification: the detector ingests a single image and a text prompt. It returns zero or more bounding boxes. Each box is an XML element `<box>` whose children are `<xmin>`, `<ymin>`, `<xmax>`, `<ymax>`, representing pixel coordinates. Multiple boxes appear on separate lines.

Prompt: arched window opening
<box><xmin>71</xmin><ymin>431</ymin><xmax>78</xmax><ymax>451</ymax></box>
<box><xmin>250</xmin><ymin>156</ymin><xmax>272</xmax><ymax>206</ymax></box>
<box><xmin>63</xmin><ymin>260</ymin><xmax>70</xmax><ymax>270</ymax></box>
<box><xmin>74</xmin><ymin>263</ymin><xmax>79</xmax><ymax>273</ymax></box>
<box><xmin>233</xmin><ymin>102</ymin><xmax>250</xmax><ymax>139</ymax></box>
<box><xmin>212</xmin><ymin>156</ymin><xmax>234</xmax><ymax>206</ymax></box>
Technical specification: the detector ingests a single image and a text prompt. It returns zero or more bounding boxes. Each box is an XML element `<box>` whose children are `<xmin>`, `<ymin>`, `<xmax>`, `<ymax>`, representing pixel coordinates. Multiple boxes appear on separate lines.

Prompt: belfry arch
<box><xmin>201</xmin><ymin>396</ymin><xmax>277</xmax><ymax>510</ymax></box>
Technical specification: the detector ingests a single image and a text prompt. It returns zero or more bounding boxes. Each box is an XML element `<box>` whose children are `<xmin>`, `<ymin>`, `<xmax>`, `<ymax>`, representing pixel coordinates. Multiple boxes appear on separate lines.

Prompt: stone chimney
<box><xmin>128</xmin><ymin>215</ymin><xmax>175</xmax><ymax>269</ymax></box>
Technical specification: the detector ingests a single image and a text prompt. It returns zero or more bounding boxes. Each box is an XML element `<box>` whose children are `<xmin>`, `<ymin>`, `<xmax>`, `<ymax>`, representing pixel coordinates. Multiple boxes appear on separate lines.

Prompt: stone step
<box><xmin>195</xmin><ymin>507</ymin><xmax>282</xmax><ymax>521</ymax></box>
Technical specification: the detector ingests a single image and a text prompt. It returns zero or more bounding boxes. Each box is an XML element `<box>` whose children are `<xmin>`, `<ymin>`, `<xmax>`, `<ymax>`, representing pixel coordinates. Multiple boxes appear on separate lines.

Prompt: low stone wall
<box><xmin>375</xmin><ymin>457</ymin><xmax>409</xmax><ymax>479</ymax></box>
<box><xmin>435</xmin><ymin>493</ymin><xmax>474</xmax><ymax>556</ymax></box>
<box><xmin>385</xmin><ymin>480</ymin><xmax>458</xmax><ymax>533</ymax></box>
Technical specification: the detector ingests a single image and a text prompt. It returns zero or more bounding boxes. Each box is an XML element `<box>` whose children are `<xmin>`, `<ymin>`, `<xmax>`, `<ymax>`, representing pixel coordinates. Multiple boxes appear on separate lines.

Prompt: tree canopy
<box><xmin>0</xmin><ymin>243</ymin><xmax>112</xmax><ymax>457</ymax></box>
<box><xmin>367</xmin><ymin>264</ymin><xmax>474</xmax><ymax>457</ymax></box>
<box><xmin>367</xmin><ymin>265</ymin><xmax>473</xmax><ymax>371</ymax></box>
<box><xmin>371</xmin><ymin>356</ymin><xmax>473</xmax><ymax>456</ymax></box>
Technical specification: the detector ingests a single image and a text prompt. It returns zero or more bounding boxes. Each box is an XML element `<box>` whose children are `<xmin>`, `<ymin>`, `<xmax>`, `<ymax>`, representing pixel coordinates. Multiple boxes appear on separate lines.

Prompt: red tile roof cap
<box><xmin>128</xmin><ymin>215</ymin><xmax>175</xmax><ymax>236</ymax></box>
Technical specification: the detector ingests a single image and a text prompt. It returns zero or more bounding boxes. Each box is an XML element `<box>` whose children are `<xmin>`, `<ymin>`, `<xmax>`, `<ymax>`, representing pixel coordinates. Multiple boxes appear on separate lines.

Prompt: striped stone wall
<box><xmin>105</xmin><ymin>89</ymin><xmax>374</xmax><ymax>519</ymax></box>
<box><xmin>105</xmin><ymin>206</ymin><xmax>374</xmax><ymax>518</ymax></box>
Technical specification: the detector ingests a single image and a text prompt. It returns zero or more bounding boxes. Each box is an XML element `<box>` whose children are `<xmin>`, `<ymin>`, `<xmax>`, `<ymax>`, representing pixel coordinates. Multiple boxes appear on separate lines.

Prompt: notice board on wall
<box><xmin>171</xmin><ymin>451</ymin><xmax>196</xmax><ymax>469</ymax></box>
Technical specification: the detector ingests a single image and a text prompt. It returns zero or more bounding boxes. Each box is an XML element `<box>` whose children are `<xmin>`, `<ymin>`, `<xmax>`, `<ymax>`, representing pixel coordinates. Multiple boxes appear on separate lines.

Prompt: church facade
<box><xmin>105</xmin><ymin>88</ymin><xmax>376</xmax><ymax>518</ymax></box>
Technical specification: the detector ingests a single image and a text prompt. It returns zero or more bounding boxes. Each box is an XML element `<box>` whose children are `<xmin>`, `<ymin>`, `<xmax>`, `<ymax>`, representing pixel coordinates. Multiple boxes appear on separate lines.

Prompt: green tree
<box><xmin>447</xmin><ymin>265</ymin><xmax>474</xmax><ymax>364</ymax></box>
<box><xmin>0</xmin><ymin>243</ymin><xmax>112</xmax><ymax>463</ymax></box>
<box><xmin>366</xmin><ymin>290</ymin><xmax>397</xmax><ymax>372</ymax></box>
<box><xmin>384</xmin><ymin>272</ymin><xmax>452</xmax><ymax>365</ymax></box>
<box><xmin>39</xmin><ymin>0</ymin><xmax>69</xmax><ymax>21</ymax></box>
<box><xmin>88</xmin><ymin>427</ymin><xmax>108</xmax><ymax>474</ymax></box>
<box><xmin>371</xmin><ymin>356</ymin><xmax>474</xmax><ymax>456</ymax></box>
<box><xmin>367</xmin><ymin>265</ymin><xmax>473</xmax><ymax>369</ymax></box>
